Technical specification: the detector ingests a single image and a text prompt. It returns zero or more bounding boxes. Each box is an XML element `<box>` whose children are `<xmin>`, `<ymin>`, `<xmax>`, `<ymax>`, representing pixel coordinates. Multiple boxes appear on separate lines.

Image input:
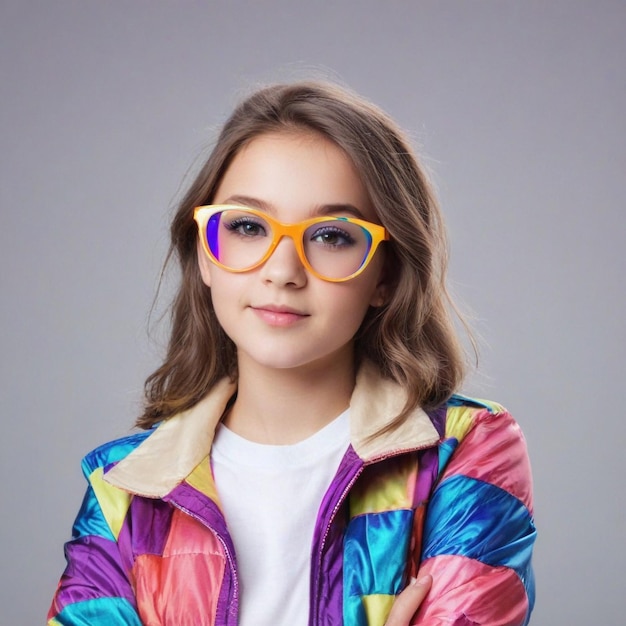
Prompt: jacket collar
<box><xmin>104</xmin><ymin>360</ymin><xmax>439</xmax><ymax>498</ymax></box>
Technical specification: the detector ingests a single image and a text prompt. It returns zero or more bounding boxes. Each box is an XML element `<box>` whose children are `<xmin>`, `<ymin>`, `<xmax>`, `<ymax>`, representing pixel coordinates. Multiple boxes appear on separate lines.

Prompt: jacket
<box><xmin>48</xmin><ymin>361</ymin><xmax>536</xmax><ymax>625</ymax></box>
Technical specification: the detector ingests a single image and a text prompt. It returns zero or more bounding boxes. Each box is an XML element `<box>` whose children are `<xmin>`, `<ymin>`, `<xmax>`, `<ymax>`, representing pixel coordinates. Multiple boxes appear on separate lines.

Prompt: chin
<box><xmin>245</xmin><ymin>348</ymin><xmax>353</xmax><ymax>375</ymax></box>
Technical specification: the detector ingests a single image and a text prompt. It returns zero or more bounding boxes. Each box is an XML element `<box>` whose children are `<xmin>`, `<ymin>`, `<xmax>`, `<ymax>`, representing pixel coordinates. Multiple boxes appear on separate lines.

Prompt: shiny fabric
<box><xmin>49</xmin><ymin>390</ymin><xmax>536</xmax><ymax>625</ymax></box>
<box><xmin>416</xmin><ymin>555</ymin><xmax>531</xmax><ymax>625</ymax></box>
<box><xmin>132</xmin><ymin>509</ymin><xmax>226</xmax><ymax>625</ymax></box>
<box><xmin>344</xmin><ymin>509</ymin><xmax>413</xmax><ymax>623</ymax></box>
<box><xmin>423</xmin><ymin>476</ymin><xmax>536</xmax><ymax>580</ymax></box>
<box><xmin>50</xmin><ymin>597</ymin><xmax>142</xmax><ymax>626</ymax></box>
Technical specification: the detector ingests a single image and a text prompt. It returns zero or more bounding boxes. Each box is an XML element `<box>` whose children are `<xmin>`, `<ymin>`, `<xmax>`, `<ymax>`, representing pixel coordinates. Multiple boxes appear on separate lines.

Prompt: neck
<box><xmin>225</xmin><ymin>354</ymin><xmax>356</xmax><ymax>445</ymax></box>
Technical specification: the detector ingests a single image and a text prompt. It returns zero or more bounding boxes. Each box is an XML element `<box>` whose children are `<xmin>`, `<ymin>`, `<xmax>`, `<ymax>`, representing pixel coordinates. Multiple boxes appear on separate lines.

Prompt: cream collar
<box><xmin>104</xmin><ymin>360</ymin><xmax>439</xmax><ymax>498</ymax></box>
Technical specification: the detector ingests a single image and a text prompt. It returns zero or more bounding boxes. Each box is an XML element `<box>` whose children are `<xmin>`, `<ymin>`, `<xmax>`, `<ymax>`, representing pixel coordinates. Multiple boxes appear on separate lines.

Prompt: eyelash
<box><xmin>309</xmin><ymin>225</ymin><xmax>356</xmax><ymax>247</ymax></box>
<box><xmin>226</xmin><ymin>218</ymin><xmax>267</xmax><ymax>237</ymax></box>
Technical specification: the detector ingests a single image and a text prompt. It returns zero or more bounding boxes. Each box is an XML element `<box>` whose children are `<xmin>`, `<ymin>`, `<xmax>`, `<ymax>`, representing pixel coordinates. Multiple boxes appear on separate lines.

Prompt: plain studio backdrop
<box><xmin>1</xmin><ymin>1</ymin><xmax>624</xmax><ymax>624</ymax></box>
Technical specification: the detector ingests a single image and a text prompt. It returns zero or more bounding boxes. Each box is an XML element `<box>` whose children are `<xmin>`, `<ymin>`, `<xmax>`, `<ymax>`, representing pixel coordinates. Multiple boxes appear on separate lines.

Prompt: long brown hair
<box><xmin>137</xmin><ymin>81</ymin><xmax>468</xmax><ymax>430</ymax></box>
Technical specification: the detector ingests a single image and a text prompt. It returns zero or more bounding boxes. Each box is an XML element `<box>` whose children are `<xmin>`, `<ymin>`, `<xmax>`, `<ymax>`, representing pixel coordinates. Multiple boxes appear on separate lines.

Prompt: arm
<box><xmin>413</xmin><ymin>406</ymin><xmax>536</xmax><ymax>626</ymax></box>
<box><xmin>48</xmin><ymin>457</ymin><xmax>142</xmax><ymax>625</ymax></box>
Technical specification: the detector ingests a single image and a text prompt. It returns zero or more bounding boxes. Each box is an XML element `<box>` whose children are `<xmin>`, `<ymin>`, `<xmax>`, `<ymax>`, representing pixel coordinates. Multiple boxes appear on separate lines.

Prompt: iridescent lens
<box><xmin>303</xmin><ymin>218</ymin><xmax>372</xmax><ymax>279</ymax></box>
<box><xmin>207</xmin><ymin>209</ymin><xmax>274</xmax><ymax>270</ymax></box>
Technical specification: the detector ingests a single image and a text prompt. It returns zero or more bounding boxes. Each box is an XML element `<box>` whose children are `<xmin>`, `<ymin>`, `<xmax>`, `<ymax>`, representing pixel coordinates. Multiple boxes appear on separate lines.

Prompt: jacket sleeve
<box><xmin>47</xmin><ymin>453</ymin><xmax>142</xmax><ymax>625</ymax></box>
<box><xmin>413</xmin><ymin>404</ymin><xmax>536</xmax><ymax>626</ymax></box>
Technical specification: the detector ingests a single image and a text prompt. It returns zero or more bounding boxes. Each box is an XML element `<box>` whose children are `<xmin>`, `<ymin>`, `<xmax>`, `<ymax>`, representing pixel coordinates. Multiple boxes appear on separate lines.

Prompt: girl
<box><xmin>48</xmin><ymin>82</ymin><xmax>536</xmax><ymax>626</ymax></box>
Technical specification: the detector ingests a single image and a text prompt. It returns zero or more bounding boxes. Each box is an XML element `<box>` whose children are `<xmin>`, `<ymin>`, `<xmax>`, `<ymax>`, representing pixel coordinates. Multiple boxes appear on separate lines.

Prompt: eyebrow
<box><xmin>221</xmin><ymin>195</ymin><xmax>367</xmax><ymax>220</ymax></box>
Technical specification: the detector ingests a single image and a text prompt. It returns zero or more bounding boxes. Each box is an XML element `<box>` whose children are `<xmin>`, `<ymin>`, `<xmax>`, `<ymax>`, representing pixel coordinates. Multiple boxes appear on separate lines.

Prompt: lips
<box><xmin>253</xmin><ymin>303</ymin><xmax>307</xmax><ymax>315</ymax></box>
<box><xmin>250</xmin><ymin>304</ymin><xmax>309</xmax><ymax>327</ymax></box>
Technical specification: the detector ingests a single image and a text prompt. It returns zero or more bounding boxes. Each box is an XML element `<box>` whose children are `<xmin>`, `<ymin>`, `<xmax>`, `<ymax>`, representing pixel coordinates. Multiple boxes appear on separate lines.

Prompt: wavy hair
<box><xmin>137</xmin><ymin>81</ymin><xmax>468</xmax><ymax>430</ymax></box>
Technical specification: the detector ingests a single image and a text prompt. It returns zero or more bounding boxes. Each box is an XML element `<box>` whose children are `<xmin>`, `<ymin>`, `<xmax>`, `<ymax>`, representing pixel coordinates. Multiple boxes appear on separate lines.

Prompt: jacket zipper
<box><xmin>311</xmin><ymin>463</ymin><xmax>364</xmax><ymax>626</ymax></box>
<box><xmin>311</xmin><ymin>440</ymin><xmax>440</xmax><ymax>626</ymax></box>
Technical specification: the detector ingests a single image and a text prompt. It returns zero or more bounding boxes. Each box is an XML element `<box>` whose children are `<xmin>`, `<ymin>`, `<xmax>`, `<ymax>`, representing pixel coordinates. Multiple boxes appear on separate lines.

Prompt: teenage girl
<box><xmin>48</xmin><ymin>82</ymin><xmax>536</xmax><ymax>626</ymax></box>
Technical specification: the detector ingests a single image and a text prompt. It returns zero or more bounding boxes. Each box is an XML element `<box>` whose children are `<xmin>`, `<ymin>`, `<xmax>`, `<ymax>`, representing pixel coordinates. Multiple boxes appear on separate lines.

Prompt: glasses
<box><xmin>194</xmin><ymin>204</ymin><xmax>388</xmax><ymax>282</ymax></box>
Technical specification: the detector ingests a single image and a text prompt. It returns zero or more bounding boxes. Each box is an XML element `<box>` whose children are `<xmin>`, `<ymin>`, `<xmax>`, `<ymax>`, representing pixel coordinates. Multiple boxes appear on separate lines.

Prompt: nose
<box><xmin>258</xmin><ymin>235</ymin><xmax>307</xmax><ymax>287</ymax></box>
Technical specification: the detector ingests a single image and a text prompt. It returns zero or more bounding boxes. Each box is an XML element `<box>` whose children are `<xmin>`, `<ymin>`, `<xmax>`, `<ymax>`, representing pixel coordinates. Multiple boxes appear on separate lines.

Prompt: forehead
<box><xmin>213</xmin><ymin>131</ymin><xmax>376</xmax><ymax>221</ymax></box>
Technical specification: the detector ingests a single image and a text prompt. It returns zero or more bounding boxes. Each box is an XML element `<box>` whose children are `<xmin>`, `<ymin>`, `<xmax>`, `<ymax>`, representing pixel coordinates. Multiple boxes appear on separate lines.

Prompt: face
<box><xmin>197</xmin><ymin>131</ymin><xmax>387</xmax><ymax>376</ymax></box>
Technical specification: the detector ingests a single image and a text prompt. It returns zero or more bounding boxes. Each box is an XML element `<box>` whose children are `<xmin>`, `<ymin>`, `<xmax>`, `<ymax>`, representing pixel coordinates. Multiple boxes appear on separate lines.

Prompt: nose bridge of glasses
<box><xmin>271</xmin><ymin>218</ymin><xmax>305</xmax><ymax>240</ymax></box>
<box><xmin>266</xmin><ymin>219</ymin><xmax>306</xmax><ymax>257</ymax></box>
<box><xmin>268</xmin><ymin>227</ymin><xmax>306</xmax><ymax>263</ymax></box>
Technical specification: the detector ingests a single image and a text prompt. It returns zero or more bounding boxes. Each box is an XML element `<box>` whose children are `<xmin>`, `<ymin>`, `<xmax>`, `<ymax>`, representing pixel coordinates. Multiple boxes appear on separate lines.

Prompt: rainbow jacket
<box><xmin>48</xmin><ymin>361</ymin><xmax>536</xmax><ymax>625</ymax></box>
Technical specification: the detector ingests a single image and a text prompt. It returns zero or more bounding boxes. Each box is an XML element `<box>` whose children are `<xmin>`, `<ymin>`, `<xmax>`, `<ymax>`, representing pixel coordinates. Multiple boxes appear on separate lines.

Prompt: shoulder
<box><xmin>428</xmin><ymin>393</ymin><xmax>521</xmax><ymax>443</ymax></box>
<box><xmin>449</xmin><ymin>393</ymin><xmax>517</xmax><ymax>435</ymax></box>
<box><xmin>80</xmin><ymin>429</ymin><xmax>156</xmax><ymax>477</ymax></box>
<box><xmin>431</xmin><ymin>394</ymin><xmax>533</xmax><ymax>513</ymax></box>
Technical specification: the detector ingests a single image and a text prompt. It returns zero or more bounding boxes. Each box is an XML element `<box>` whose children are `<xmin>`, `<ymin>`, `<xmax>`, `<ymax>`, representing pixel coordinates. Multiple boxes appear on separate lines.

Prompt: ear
<box><xmin>196</xmin><ymin>238</ymin><xmax>213</xmax><ymax>288</ymax></box>
<box><xmin>369</xmin><ymin>285</ymin><xmax>388</xmax><ymax>308</ymax></box>
<box><xmin>369</xmin><ymin>253</ymin><xmax>392</xmax><ymax>308</ymax></box>
<box><xmin>369</xmin><ymin>271</ymin><xmax>390</xmax><ymax>308</ymax></box>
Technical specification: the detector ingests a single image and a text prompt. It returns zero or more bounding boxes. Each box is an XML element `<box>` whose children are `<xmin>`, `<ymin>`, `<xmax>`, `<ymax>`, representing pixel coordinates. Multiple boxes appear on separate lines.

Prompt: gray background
<box><xmin>1</xmin><ymin>1</ymin><xmax>624</xmax><ymax>624</ymax></box>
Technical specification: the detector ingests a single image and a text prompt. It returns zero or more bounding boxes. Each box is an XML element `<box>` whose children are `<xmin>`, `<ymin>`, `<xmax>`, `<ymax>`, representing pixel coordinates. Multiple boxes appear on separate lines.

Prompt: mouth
<box><xmin>250</xmin><ymin>304</ymin><xmax>309</xmax><ymax>327</ymax></box>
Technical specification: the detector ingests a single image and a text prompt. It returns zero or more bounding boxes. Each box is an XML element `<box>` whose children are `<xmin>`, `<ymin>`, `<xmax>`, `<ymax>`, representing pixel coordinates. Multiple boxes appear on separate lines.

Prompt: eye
<box><xmin>225</xmin><ymin>217</ymin><xmax>267</xmax><ymax>237</ymax></box>
<box><xmin>309</xmin><ymin>225</ymin><xmax>356</xmax><ymax>247</ymax></box>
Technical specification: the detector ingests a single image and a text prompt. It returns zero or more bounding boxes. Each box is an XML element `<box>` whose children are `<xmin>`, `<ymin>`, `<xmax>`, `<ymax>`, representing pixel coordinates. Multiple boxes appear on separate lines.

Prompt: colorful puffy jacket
<box><xmin>48</xmin><ymin>361</ymin><xmax>536</xmax><ymax>625</ymax></box>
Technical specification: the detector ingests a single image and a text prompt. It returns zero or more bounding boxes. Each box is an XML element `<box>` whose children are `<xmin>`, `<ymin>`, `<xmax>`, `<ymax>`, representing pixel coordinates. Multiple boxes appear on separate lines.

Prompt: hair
<box><xmin>137</xmin><ymin>81</ymin><xmax>468</xmax><ymax>431</ymax></box>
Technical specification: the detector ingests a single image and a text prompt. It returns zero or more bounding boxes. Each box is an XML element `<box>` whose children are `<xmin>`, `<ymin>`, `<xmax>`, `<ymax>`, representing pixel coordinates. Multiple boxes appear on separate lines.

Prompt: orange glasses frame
<box><xmin>193</xmin><ymin>204</ymin><xmax>389</xmax><ymax>282</ymax></box>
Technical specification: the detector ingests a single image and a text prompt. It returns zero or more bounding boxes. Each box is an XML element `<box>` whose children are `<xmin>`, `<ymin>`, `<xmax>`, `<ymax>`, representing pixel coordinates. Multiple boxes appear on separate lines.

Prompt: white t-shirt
<box><xmin>211</xmin><ymin>410</ymin><xmax>350</xmax><ymax>626</ymax></box>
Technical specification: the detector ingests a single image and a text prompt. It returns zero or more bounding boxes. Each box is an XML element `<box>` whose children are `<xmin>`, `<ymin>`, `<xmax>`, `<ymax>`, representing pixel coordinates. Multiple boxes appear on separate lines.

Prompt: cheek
<box><xmin>207</xmin><ymin>272</ymin><xmax>246</xmax><ymax>333</ymax></box>
<box><xmin>333</xmin><ymin>285</ymin><xmax>379</xmax><ymax>334</ymax></box>
<box><xmin>208</xmin><ymin>288</ymin><xmax>232</xmax><ymax>342</ymax></box>
<box><xmin>207</xmin><ymin>273</ymin><xmax>230</xmax><ymax>314</ymax></box>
